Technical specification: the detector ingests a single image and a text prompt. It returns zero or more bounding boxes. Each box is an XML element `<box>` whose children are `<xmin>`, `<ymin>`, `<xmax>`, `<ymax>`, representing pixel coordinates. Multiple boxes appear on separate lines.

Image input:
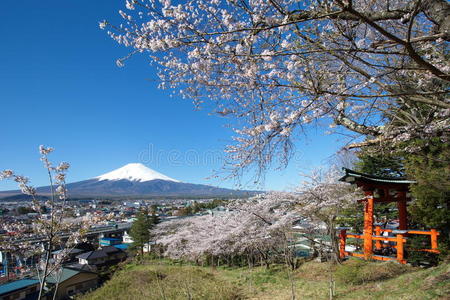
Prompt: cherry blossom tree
<box><xmin>228</xmin><ymin>193</ymin><xmax>301</xmax><ymax>268</ymax></box>
<box><xmin>154</xmin><ymin>166</ymin><xmax>360</xmax><ymax>267</ymax></box>
<box><xmin>294</xmin><ymin>166</ymin><xmax>361</xmax><ymax>262</ymax></box>
<box><xmin>154</xmin><ymin>192</ymin><xmax>299</xmax><ymax>267</ymax></box>
<box><xmin>150</xmin><ymin>166</ymin><xmax>359</xmax><ymax>300</ymax></box>
<box><xmin>102</xmin><ymin>0</ymin><xmax>449</xmax><ymax>177</ymax></box>
<box><xmin>0</xmin><ymin>146</ymin><xmax>89</xmax><ymax>300</ymax></box>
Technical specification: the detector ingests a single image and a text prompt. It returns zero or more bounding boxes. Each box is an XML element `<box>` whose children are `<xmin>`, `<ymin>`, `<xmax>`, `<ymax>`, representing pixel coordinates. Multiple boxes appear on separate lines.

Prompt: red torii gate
<box><xmin>338</xmin><ymin>168</ymin><xmax>439</xmax><ymax>264</ymax></box>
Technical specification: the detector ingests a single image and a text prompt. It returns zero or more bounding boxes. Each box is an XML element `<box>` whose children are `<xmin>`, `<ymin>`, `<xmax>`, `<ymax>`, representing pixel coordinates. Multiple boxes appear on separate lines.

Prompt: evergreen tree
<box><xmin>130</xmin><ymin>209</ymin><xmax>153</xmax><ymax>257</ymax></box>
<box><xmin>355</xmin><ymin>152</ymin><xmax>405</xmax><ymax>178</ymax></box>
<box><xmin>404</xmin><ymin>138</ymin><xmax>449</xmax><ymax>241</ymax></box>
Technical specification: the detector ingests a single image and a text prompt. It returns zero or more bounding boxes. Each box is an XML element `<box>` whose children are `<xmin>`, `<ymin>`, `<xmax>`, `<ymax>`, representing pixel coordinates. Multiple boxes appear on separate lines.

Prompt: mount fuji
<box><xmin>0</xmin><ymin>163</ymin><xmax>254</xmax><ymax>199</ymax></box>
<box><xmin>95</xmin><ymin>163</ymin><xmax>180</xmax><ymax>183</ymax></box>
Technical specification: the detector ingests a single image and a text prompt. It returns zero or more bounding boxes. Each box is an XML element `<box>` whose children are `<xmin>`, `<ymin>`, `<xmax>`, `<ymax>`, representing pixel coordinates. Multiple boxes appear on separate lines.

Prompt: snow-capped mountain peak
<box><xmin>95</xmin><ymin>163</ymin><xmax>179</xmax><ymax>182</ymax></box>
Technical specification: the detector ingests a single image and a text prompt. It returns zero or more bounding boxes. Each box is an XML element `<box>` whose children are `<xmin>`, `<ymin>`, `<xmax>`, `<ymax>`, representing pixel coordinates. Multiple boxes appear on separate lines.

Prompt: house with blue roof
<box><xmin>0</xmin><ymin>278</ymin><xmax>39</xmax><ymax>300</ymax></box>
<box><xmin>99</xmin><ymin>237</ymin><xmax>121</xmax><ymax>246</ymax></box>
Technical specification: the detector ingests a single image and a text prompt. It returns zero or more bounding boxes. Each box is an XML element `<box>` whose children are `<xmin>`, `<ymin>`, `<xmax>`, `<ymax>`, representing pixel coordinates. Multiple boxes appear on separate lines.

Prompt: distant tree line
<box><xmin>173</xmin><ymin>199</ymin><xmax>226</xmax><ymax>216</ymax></box>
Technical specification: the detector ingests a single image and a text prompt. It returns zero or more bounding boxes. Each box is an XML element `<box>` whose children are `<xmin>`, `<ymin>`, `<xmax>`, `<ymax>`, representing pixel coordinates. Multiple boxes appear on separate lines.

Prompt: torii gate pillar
<box><xmin>340</xmin><ymin>168</ymin><xmax>415</xmax><ymax>260</ymax></box>
<box><xmin>363</xmin><ymin>191</ymin><xmax>374</xmax><ymax>259</ymax></box>
<box><xmin>397</xmin><ymin>191</ymin><xmax>408</xmax><ymax>230</ymax></box>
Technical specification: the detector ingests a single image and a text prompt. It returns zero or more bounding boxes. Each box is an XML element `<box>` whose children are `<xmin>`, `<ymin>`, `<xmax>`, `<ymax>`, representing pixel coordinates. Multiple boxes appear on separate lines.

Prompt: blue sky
<box><xmin>0</xmin><ymin>0</ymin><xmax>343</xmax><ymax>192</ymax></box>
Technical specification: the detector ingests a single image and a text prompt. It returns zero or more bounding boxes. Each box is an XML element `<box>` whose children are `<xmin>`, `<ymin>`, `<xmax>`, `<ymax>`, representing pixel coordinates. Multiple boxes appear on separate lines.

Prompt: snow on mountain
<box><xmin>95</xmin><ymin>163</ymin><xmax>179</xmax><ymax>183</ymax></box>
<box><xmin>0</xmin><ymin>162</ymin><xmax>259</xmax><ymax>199</ymax></box>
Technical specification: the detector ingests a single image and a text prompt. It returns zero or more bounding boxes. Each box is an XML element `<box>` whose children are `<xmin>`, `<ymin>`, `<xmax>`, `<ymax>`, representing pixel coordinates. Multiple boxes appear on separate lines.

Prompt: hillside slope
<box><xmin>81</xmin><ymin>259</ymin><xmax>450</xmax><ymax>300</ymax></box>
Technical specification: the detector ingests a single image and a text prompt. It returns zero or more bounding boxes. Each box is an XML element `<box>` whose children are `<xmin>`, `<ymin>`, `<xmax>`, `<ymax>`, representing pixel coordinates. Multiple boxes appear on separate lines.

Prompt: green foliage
<box><xmin>405</xmin><ymin>137</ymin><xmax>449</xmax><ymax>235</ymax></box>
<box><xmin>173</xmin><ymin>206</ymin><xmax>192</xmax><ymax>216</ymax></box>
<box><xmin>335</xmin><ymin>258</ymin><xmax>410</xmax><ymax>285</ymax></box>
<box><xmin>40</xmin><ymin>206</ymin><xmax>48</xmax><ymax>214</ymax></box>
<box><xmin>130</xmin><ymin>209</ymin><xmax>154</xmax><ymax>256</ymax></box>
<box><xmin>193</xmin><ymin>199</ymin><xmax>226</xmax><ymax>210</ymax></box>
<box><xmin>337</xmin><ymin>203</ymin><xmax>364</xmax><ymax>232</ymax></box>
<box><xmin>353</xmin><ymin>153</ymin><xmax>405</xmax><ymax>224</ymax></box>
<box><xmin>355</xmin><ymin>152</ymin><xmax>405</xmax><ymax>177</ymax></box>
<box><xmin>403</xmin><ymin>137</ymin><xmax>449</xmax><ymax>262</ymax></box>
<box><xmin>16</xmin><ymin>206</ymin><xmax>35</xmax><ymax>215</ymax></box>
<box><xmin>174</xmin><ymin>199</ymin><xmax>227</xmax><ymax>216</ymax></box>
<box><xmin>406</xmin><ymin>235</ymin><xmax>441</xmax><ymax>267</ymax></box>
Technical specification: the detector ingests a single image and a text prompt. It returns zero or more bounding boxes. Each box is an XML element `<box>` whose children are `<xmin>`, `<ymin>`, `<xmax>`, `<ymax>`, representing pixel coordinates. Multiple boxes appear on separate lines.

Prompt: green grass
<box><xmin>80</xmin><ymin>258</ymin><xmax>450</xmax><ymax>300</ymax></box>
<box><xmin>80</xmin><ymin>261</ymin><xmax>243</xmax><ymax>300</ymax></box>
<box><xmin>334</xmin><ymin>258</ymin><xmax>411</xmax><ymax>285</ymax></box>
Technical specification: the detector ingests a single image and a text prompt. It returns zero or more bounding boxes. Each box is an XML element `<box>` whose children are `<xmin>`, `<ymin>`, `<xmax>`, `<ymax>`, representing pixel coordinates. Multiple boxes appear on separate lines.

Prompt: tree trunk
<box><xmin>38</xmin><ymin>241</ymin><xmax>52</xmax><ymax>300</ymax></box>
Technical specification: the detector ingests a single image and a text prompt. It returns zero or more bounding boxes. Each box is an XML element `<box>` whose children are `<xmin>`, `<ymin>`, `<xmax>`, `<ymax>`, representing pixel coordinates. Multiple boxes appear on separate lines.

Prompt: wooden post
<box><xmin>339</xmin><ymin>229</ymin><xmax>347</xmax><ymax>259</ymax></box>
<box><xmin>430</xmin><ymin>229</ymin><xmax>438</xmax><ymax>251</ymax></box>
<box><xmin>393</xmin><ymin>230</ymin><xmax>407</xmax><ymax>264</ymax></box>
<box><xmin>363</xmin><ymin>193</ymin><xmax>374</xmax><ymax>259</ymax></box>
<box><xmin>397</xmin><ymin>193</ymin><xmax>407</xmax><ymax>230</ymax></box>
<box><xmin>375</xmin><ymin>225</ymin><xmax>382</xmax><ymax>250</ymax></box>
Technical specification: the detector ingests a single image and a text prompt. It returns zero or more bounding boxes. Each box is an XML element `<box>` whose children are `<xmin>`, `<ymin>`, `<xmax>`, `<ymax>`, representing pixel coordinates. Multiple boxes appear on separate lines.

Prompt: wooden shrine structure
<box><xmin>338</xmin><ymin>168</ymin><xmax>440</xmax><ymax>264</ymax></box>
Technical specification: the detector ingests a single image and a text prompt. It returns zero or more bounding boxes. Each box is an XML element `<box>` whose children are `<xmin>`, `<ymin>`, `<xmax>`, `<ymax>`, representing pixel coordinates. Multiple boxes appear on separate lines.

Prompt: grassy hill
<box><xmin>80</xmin><ymin>258</ymin><xmax>450</xmax><ymax>300</ymax></box>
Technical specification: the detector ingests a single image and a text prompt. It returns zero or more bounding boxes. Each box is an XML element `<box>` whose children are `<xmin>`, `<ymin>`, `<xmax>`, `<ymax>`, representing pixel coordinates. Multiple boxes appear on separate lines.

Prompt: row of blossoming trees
<box><xmin>152</xmin><ymin>166</ymin><xmax>361</xmax><ymax>268</ymax></box>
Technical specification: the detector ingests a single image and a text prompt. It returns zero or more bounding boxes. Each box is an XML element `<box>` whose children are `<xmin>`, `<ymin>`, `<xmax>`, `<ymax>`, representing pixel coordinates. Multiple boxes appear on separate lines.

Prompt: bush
<box><xmin>335</xmin><ymin>258</ymin><xmax>411</xmax><ymax>285</ymax></box>
<box><xmin>406</xmin><ymin>235</ymin><xmax>442</xmax><ymax>267</ymax></box>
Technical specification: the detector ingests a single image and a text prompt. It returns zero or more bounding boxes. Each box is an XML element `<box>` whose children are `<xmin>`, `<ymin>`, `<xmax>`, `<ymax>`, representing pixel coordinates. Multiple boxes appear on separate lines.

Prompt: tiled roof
<box><xmin>52</xmin><ymin>248</ymin><xmax>84</xmax><ymax>255</ymax></box>
<box><xmin>42</xmin><ymin>267</ymin><xmax>97</xmax><ymax>284</ymax></box>
<box><xmin>76</xmin><ymin>245</ymin><xmax>123</xmax><ymax>260</ymax></box>
<box><xmin>339</xmin><ymin>168</ymin><xmax>416</xmax><ymax>184</ymax></box>
<box><xmin>101</xmin><ymin>246</ymin><xmax>122</xmax><ymax>254</ymax></box>
<box><xmin>76</xmin><ymin>250</ymin><xmax>107</xmax><ymax>260</ymax></box>
<box><xmin>45</xmin><ymin>268</ymin><xmax>82</xmax><ymax>284</ymax></box>
<box><xmin>65</xmin><ymin>263</ymin><xmax>97</xmax><ymax>273</ymax></box>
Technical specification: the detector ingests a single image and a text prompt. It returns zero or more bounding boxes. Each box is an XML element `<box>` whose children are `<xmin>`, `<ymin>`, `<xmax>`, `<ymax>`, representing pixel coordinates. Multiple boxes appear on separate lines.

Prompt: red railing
<box><xmin>338</xmin><ymin>226</ymin><xmax>440</xmax><ymax>264</ymax></box>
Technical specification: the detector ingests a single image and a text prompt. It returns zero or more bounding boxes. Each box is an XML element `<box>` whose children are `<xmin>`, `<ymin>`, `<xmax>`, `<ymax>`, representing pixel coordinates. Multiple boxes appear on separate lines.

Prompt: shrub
<box><xmin>335</xmin><ymin>258</ymin><xmax>411</xmax><ymax>285</ymax></box>
<box><xmin>406</xmin><ymin>235</ymin><xmax>442</xmax><ymax>267</ymax></box>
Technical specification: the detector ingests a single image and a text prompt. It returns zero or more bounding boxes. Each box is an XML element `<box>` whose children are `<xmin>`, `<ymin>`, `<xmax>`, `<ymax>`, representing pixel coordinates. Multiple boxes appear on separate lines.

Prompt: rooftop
<box><xmin>45</xmin><ymin>268</ymin><xmax>81</xmax><ymax>284</ymax></box>
<box><xmin>52</xmin><ymin>248</ymin><xmax>84</xmax><ymax>255</ymax></box>
<box><xmin>101</xmin><ymin>245</ymin><xmax>122</xmax><ymax>254</ymax></box>
<box><xmin>44</xmin><ymin>267</ymin><xmax>96</xmax><ymax>284</ymax></box>
<box><xmin>0</xmin><ymin>279</ymin><xmax>40</xmax><ymax>295</ymax></box>
<box><xmin>77</xmin><ymin>250</ymin><xmax>107</xmax><ymax>260</ymax></box>
<box><xmin>99</xmin><ymin>237</ymin><xmax>121</xmax><ymax>241</ymax></box>
<box><xmin>339</xmin><ymin>168</ymin><xmax>416</xmax><ymax>185</ymax></box>
<box><xmin>76</xmin><ymin>246</ymin><xmax>122</xmax><ymax>260</ymax></box>
<box><xmin>113</xmin><ymin>243</ymin><xmax>129</xmax><ymax>250</ymax></box>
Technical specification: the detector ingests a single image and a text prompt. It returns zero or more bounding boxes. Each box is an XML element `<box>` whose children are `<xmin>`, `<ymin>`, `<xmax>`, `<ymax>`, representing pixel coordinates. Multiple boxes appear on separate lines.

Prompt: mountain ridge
<box><xmin>0</xmin><ymin>163</ymin><xmax>256</xmax><ymax>199</ymax></box>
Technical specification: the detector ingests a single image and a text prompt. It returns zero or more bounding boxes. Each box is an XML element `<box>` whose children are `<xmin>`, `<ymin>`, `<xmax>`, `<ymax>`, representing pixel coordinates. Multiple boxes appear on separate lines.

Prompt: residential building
<box><xmin>99</xmin><ymin>237</ymin><xmax>121</xmax><ymax>247</ymax></box>
<box><xmin>75</xmin><ymin>246</ymin><xmax>126</xmax><ymax>271</ymax></box>
<box><xmin>0</xmin><ymin>279</ymin><xmax>39</xmax><ymax>300</ymax></box>
<box><xmin>45</xmin><ymin>267</ymin><xmax>98</xmax><ymax>300</ymax></box>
